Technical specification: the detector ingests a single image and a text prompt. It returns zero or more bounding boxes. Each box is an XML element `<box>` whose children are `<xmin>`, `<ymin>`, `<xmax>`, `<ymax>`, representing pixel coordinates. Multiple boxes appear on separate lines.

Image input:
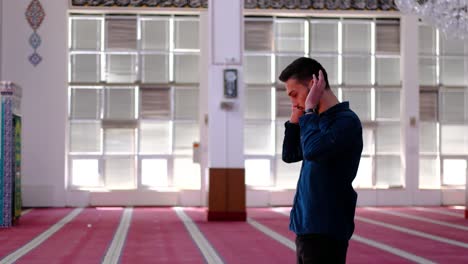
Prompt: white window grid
<box><xmin>68</xmin><ymin>14</ymin><xmax>200</xmax><ymax>190</ymax></box>
<box><xmin>418</xmin><ymin>23</ymin><xmax>468</xmax><ymax>188</ymax></box>
<box><xmin>244</xmin><ymin>17</ymin><xmax>402</xmax><ymax>189</ymax></box>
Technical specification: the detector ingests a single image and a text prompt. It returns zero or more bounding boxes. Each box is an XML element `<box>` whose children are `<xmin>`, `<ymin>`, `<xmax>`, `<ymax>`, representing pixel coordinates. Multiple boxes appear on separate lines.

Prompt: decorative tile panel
<box><xmin>25</xmin><ymin>0</ymin><xmax>45</xmax><ymax>67</ymax></box>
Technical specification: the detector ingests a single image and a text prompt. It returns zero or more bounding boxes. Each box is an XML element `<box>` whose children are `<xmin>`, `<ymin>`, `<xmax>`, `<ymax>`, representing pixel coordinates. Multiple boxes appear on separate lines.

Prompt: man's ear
<box><xmin>307</xmin><ymin>78</ymin><xmax>314</xmax><ymax>91</ymax></box>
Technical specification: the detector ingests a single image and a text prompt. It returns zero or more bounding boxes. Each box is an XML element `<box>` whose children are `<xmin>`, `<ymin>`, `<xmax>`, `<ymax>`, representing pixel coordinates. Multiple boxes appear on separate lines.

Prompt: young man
<box><xmin>279</xmin><ymin>57</ymin><xmax>363</xmax><ymax>264</ymax></box>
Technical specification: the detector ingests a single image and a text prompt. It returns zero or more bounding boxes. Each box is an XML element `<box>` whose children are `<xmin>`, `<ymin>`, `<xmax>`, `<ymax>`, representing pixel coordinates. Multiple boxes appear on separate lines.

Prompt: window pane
<box><xmin>442</xmin><ymin>159</ymin><xmax>467</xmax><ymax>185</ymax></box>
<box><xmin>419</xmin><ymin>157</ymin><xmax>440</xmax><ymax>189</ymax></box>
<box><xmin>441</xmin><ymin>58</ymin><xmax>466</xmax><ymax>86</ymax></box>
<box><xmin>71</xmin><ymin>159</ymin><xmax>100</xmax><ymax>187</ymax></box>
<box><xmin>175</xmin><ymin>89</ymin><xmax>198</xmax><ymax>120</ymax></box>
<box><xmin>245</xmin><ymin>20</ymin><xmax>273</xmax><ymax>51</ymax></box>
<box><xmin>139</xmin><ymin>121</ymin><xmax>171</xmax><ymax>154</ymax></box>
<box><xmin>71</xmin><ymin>54</ymin><xmax>100</xmax><ymax>83</ymax></box>
<box><xmin>174</xmin><ymin>122</ymin><xmax>199</xmax><ymax>155</ymax></box>
<box><xmin>441</xmin><ymin>125</ymin><xmax>468</xmax><ymax>155</ymax></box>
<box><xmin>342</xmin><ymin>88</ymin><xmax>371</xmax><ymax>121</ymax></box>
<box><xmin>440</xmin><ymin>37</ymin><xmax>465</xmax><ymax>55</ymax></box>
<box><xmin>141</xmin><ymin>159</ymin><xmax>168</xmax><ymax>187</ymax></box>
<box><xmin>246</xmin><ymin>88</ymin><xmax>271</xmax><ymax>120</ymax></box>
<box><xmin>140</xmin><ymin>87</ymin><xmax>171</xmax><ymax>119</ymax></box>
<box><xmin>141</xmin><ymin>55</ymin><xmax>169</xmax><ymax>83</ymax></box>
<box><xmin>376</xmin><ymin>22</ymin><xmax>400</xmax><ymax>53</ymax></box>
<box><xmin>276</xmin><ymin>56</ymin><xmax>297</xmax><ymax>82</ymax></box>
<box><xmin>310</xmin><ymin>22</ymin><xmax>338</xmax><ymax>53</ymax></box>
<box><xmin>314</xmin><ymin>56</ymin><xmax>339</xmax><ymax>85</ymax></box>
<box><xmin>353</xmin><ymin>157</ymin><xmax>373</xmax><ymax>188</ymax></box>
<box><xmin>105</xmin><ymin>158</ymin><xmax>135</xmax><ymax>189</ymax></box>
<box><xmin>420</xmin><ymin>122</ymin><xmax>438</xmax><ymax>153</ymax></box>
<box><xmin>343</xmin><ymin>57</ymin><xmax>371</xmax><ymax>85</ymax></box>
<box><xmin>276</xmin><ymin>89</ymin><xmax>290</xmax><ymax>118</ymax></box>
<box><xmin>376</xmin><ymin>123</ymin><xmax>401</xmax><ymax>154</ymax></box>
<box><xmin>419</xmin><ymin>58</ymin><xmax>437</xmax><ymax>86</ymax></box>
<box><xmin>106</xmin><ymin>18</ymin><xmax>137</xmax><ymax>50</ymax></box>
<box><xmin>275</xmin><ymin>157</ymin><xmax>300</xmax><ymax>188</ymax></box>
<box><xmin>106</xmin><ymin>54</ymin><xmax>137</xmax><ymax>83</ymax></box>
<box><xmin>420</xmin><ymin>91</ymin><xmax>438</xmax><ymax>121</ymax></box>
<box><xmin>70</xmin><ymin>122</ymin><xmax>101</xmax><ymax>153</ymax></box>
<box><xmin>174</xmin><ymin>54</ymin><xmax>199</xmax><ymax>83</ymax></box>
<box><xmin>245</xmin><ymin>159</ymin><xmax>271</xmax><ymax>187</ymax></box>
<box><xmin>376</xmin><ymin>89</ymin><xmax>400</xmax><ymax>120</ymax></box>
<box><xmin>173</xmin><ymin>158</ymin><xmax>201</xmax><ymax>190</ymax></box>
<box><xmin>104</xmin><ymin>128</ymin><xmax>135</xmax><ymax>154</ymax></box>
<box><xmin>376</xmin><ymin>156</ymin><xmax>402</xmax><ymax>187</ymax></box>
<box><xmin>244</xmin><ymin>123</ymin><xmax>273</xmax><ymax>155</ymax></box>
<box><xmin>440</xmin><ymin>89</ymin><xmax>465</xmax><ymax>122</ymax></box>
<box><xmin>71</xmin><ymin>19</ymin><xmax>101</xmax><ymax>50</ymax></box>
<box><xmin>362</xmin><ymin>128</ymin><xmax>374</xmax><ymax>155</ymax></box>
<box><xmin>175</xmin><ymin>19</ymin><xmax>199</xmax><ymax>50</ymax></box>
<box><xmin>276</xmin><ymin>21</ymin><xmax>304</xmax><ymax>52</ymax></box>
<box><xmin>70</xmin><ymin>88</ymin><xmax>101</xmax><ymax>119</ymax></box>
<box><xmin>70</xmin><ymin>161</ymin><xmax>96</xmax><ymax>188</ymax></box>
<box><xmin>104</xmin><ymin>88</ymin><xmax>136</xmax><ymax>120</ymax></box>
<box><xmin>141</xmin><ymin>19</ymin><xmax>169</xmax><ymax>50</ymax></box>
<box><xmin>376</xmin><ymin>57</ymin><xmax>400</xmax><ymax>86</ymax></box>
<box><xmin>343</xmin><ymin>23</ymin><xmax>371</xmax><ymax>54</ymax></box>
<box><xmin>245</xmin><ymin>55</ymin><xmax>271</xmax><ymax>84</ymax></box>
<box><xmin>419</xmin><ymin>25</ymin><xmax>436</xmax><ymax>55</ymax></box>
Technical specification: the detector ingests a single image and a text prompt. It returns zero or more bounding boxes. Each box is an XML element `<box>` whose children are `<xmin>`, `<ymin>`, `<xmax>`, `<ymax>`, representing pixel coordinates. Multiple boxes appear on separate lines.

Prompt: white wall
<box><xmin>1</xmin><ymin>0</ymin><xmax>68</xmax><ymax>206</ymax></box>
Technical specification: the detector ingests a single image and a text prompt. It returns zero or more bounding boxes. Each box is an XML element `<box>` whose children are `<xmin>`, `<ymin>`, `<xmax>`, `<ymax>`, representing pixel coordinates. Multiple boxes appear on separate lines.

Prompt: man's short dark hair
<box><xmin>278</xmin><ymin>57</ymin><xmax>330</xmax><ymax>89</ymax></box>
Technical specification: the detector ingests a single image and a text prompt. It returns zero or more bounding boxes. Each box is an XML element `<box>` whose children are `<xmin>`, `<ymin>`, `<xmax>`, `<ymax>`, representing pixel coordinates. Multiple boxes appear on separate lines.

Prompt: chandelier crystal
<box><xmin>396</xmin><ymin>0</ymin><xmax>468</xmax><ymax>39</ymax></box>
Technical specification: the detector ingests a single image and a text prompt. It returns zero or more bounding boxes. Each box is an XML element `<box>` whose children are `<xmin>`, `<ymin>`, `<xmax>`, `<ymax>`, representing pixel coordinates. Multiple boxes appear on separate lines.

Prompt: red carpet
<box><xmin>184</xmin><ymin>207</ymin><xmax>294</xmax><ymax>264</ymax></box>
<box><xmin>2</xmin><ymin>206</ymin><xmax>467</xmax><ymax>263</ymax></box>
<box><xmin>388</xmin><ymin>207</ymin><xmax>468</xmax><ymax>226</ymax></box>
<box><xmin>247</xmin><ymin>208</ymin><xmax>414</xmax><ymax>264</ymax></box>
<box><xmin>16</xmin><ymin>207</ymin><xmax>123</xmax><ymax>264</ymax></box>
<box><xmin>354</xmin><ymin>212</ymin><xmax>468</xmax><ymax>263</ymax></box>
<box><xmin>119</xmin><ymin>208</ymin><xmax>205</xmax><ymax>264</ymax></box>
<box><xmin>357</xmin><ymin>208</ymin><xmax>468</xmax><ymax>243</ymax></box>
<box><xmin>0</xmin><ymin>208</ymin><xmax>73</xmax><ymax>258</ymax></box>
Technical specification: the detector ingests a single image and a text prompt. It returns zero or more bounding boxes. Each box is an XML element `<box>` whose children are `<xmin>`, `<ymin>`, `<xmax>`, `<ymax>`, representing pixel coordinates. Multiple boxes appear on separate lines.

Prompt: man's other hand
<box><xmin>305</xmin><ymin>70</ymin><xmax>326</xmax><ymax>111</ymax></box>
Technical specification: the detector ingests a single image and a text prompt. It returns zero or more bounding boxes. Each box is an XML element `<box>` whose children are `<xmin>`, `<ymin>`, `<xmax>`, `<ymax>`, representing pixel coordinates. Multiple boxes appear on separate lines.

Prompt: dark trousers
<box><xmin>296</xmin><ymin>234</ymin><xmax>348</xmax><ymax>264</ymax></box>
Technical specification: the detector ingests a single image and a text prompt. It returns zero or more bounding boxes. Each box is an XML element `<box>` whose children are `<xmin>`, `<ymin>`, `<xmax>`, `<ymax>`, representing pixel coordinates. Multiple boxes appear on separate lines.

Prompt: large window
<box><xmin>244</xmin><ymin>17</ymin><xmax>401</xmax><ymax>189</ymax></box>
<box><xmin>419</xmin><ymin>24</ymin><xmax>468</xmax><ymax>188</ymax></box>
<box><xmin>68</xmin><ymin>15</ymin><xmax>200</xmax><ymax>190</ymax></box>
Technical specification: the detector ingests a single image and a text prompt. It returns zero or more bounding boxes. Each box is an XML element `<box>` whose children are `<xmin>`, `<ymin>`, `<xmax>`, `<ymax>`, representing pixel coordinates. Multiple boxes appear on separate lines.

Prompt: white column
<box><xmin>206</xmin><ymin>0</ymin><xmax>244</xmax><ymax>169</ymax></box>
<box><xmin>400</xmin><ymin>15</ymin><xmax>419</xmax><ymax>204</ymax></box>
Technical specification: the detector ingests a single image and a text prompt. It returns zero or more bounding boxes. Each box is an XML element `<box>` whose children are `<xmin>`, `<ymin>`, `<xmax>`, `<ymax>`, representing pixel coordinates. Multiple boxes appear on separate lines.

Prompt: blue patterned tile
<box><xmin>29</xmin><ymin>32</ymin><xmax>42</xmax><ymax>49</ymax></box>
<box><xmin>29</xmin><ymin>53</ymin><xmax>43</xmax><ymax>67</ymax></box>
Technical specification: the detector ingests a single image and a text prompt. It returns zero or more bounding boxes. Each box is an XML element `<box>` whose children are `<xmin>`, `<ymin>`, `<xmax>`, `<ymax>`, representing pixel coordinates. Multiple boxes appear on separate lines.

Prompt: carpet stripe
<box><xmin>247</xmin><ymin>218</ymin><xmax>295</xmax><ymax>250</ymax></box>
<box><xmin>0</xmin><ymin>208</ymin><xmax>83</xmax><ymax>264</ymax></box>
<box><xmin>102</xmin><ymin>207</ymin><xmax>133</xmax><ymax>264</ymax></box>
<box><xmin>355</xmin><ymin>216</ymin><xmax>468</xmax><ymax>249</ymax></box>
<box><xmin>264</xmin><ymin>209</ymin><xmax>435</xmax><ymax>264</ymax></box>
<box><xmin>365</xmin><ymin>207</ymin><xmax>468</xmax><ymax>231</ymax></box>
<box><xmin>414</xmin><ymin>207</ymin><xmax>464</xmax><ymax>218</ymax></box>
<box><xmin>20</xmin><ymin>209</ymin><xmax>32</xmax><ymax>216</ymax></box>
<box><xmin>173</xmin><ymin>207</ymin><xmax>223</xmax><ymax>264</ymax></box>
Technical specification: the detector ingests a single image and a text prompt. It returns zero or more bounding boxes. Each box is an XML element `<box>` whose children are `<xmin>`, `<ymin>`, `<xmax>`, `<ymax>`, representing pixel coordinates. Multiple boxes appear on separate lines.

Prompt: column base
<box><xmin>207</xmin><ymin>210</ymin><xmax>246</xmax><ymax>221</ymax></box>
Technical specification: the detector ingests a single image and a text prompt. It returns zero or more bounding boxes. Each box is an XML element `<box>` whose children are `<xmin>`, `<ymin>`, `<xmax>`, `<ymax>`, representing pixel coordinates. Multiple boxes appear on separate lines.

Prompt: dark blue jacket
<box><xmin>282</xmin><ymin>102</ymin><xmax>363</xmax><ymax>241</ymax></box>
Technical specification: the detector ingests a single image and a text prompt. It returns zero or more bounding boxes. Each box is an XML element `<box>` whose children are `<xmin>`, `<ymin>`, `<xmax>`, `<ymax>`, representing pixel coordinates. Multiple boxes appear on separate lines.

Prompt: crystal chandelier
<box><xmin>396</xmin><ymin>0</ymin><xmax>468</xmax><ymax>39</ymax></box>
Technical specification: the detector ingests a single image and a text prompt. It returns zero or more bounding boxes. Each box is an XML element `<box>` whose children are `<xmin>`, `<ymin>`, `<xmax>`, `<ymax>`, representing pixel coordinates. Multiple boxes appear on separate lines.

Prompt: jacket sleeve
<box><xmin>282</xmin><ymin>121</ymin><xmax>303</xmax><ymax>163</ymax></box>
<box><xmin>299</xmin><ymin>113</ymin><xmax>361</xmax><ymax>162</ymax></box>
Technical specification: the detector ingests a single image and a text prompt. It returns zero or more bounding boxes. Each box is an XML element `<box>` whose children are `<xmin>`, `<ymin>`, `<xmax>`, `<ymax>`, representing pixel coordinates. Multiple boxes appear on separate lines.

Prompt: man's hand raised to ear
<box><xmin>305</xmin><ymin>70</ymin><xmax>326</xmax><ymax>113</ymax></box>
